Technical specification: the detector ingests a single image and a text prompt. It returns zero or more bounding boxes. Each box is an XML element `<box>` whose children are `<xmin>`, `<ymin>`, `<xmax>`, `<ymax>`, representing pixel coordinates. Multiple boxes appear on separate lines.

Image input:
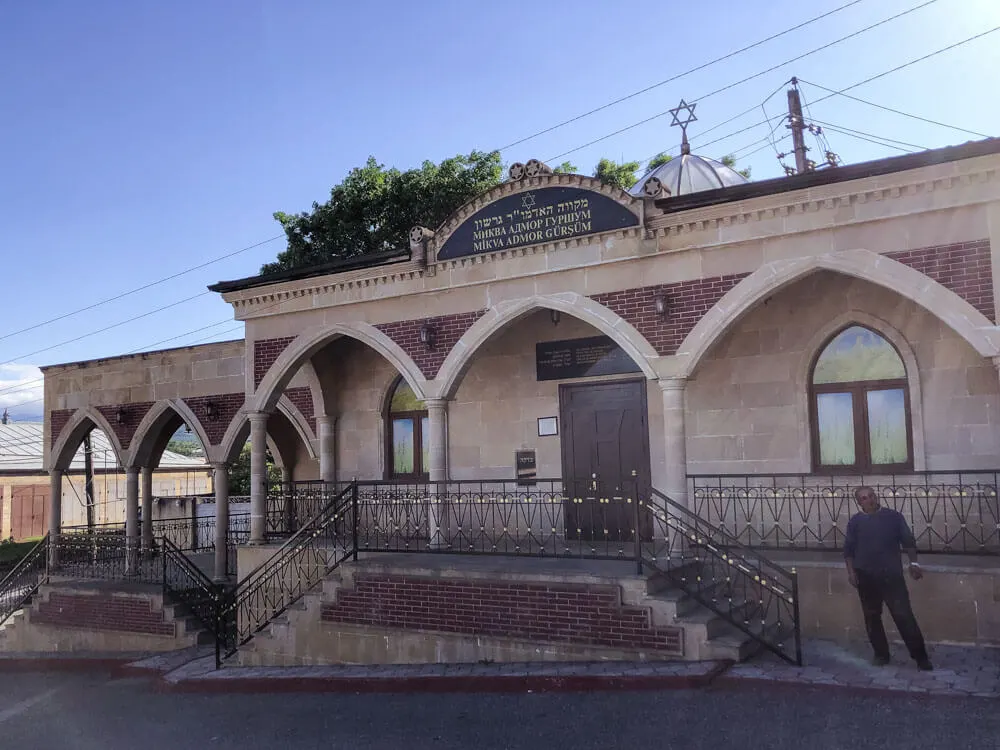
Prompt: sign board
<box><xmin>437</xmin><ymin>186</ymin><xmax>639</xmax><ymax>261</ymax></box>
<box><xmin>515</xmin><ymin>450</ymin><xmax>537</xmax><ymax>486</ymax></box>
<box><xmin>536</xmin><ymin>336</ymin><xmax>642</xmax><ymax>381</ymax></box>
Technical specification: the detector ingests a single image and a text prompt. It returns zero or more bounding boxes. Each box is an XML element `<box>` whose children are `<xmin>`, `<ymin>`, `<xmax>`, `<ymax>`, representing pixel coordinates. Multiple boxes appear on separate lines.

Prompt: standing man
<box><xmin>843</xmin><ymin>486</ymin><xmax>932</xmax><ymax>670</ymax></box>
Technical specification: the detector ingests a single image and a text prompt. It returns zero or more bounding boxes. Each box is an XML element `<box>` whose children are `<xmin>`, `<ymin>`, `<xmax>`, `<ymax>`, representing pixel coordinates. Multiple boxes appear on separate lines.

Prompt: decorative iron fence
<box><xmin>689</xmin><ymin>472</ymin><xmax>1000</xmax><ymax>555</ymax></box>
<box><xmin>162</xmin><ymin>537</ymin><xmax>227</xmax><ymax>667</ymax></box>
<box><xmin>218</xmin><ymin>484</ymin><xmax>357</xmax><ymax>662</ymax></box>
<box><xmin>0</xmin><ymin>534</ymin><xmax>48</xmax><ymax>628</ymax></box>
<box><xmin>642</xmin><ymin>489</ymin><xmax>801</xmax><ymax>665</ymax></box>
<box><xmin>54</xmin><ymin>533</ymin><xmax>161</xmax><ymax>584</ymax></box>
<box><xmin>354</xmin><ymin>478</ymin><xmax>649</xmax><ymax>559</ymax></box>
<box><xmin>267</xmin><ymin>482</ymin><xmax>351</xmax><ymax>538</ymax></box>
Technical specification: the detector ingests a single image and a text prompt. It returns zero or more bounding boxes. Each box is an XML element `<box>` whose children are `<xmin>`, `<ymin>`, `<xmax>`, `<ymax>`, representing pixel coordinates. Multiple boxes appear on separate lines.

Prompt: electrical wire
<box><xmin>797</xmin><ymin>78</ymin><xmax>992</xmax><ymax>139</ymax></box>
<box><xmin>497</xmin><ymin>0</ymin><xmax>870</xmax><ymax>152</ymax></box>
<box><xmin>810</xmin><ymin>118</ymin><xmax>927</xmax><ymax>151</ymax></box>
<box><xmin>546</xmin><ymin>0</ymin><xmax>941</xmax><ymax>162</ymax></box>
<box><xmin>818</xmin><ymin>124</ymin><xmax>917</xmax><ymax>152</ymax></box>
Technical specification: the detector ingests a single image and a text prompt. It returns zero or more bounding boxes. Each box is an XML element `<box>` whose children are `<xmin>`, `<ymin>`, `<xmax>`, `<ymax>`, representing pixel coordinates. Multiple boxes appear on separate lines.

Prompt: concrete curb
<box><xmin>157</xmin><ymin>660</ymin><xmax>735</xmax><ymax>695</ymax></box>
<box><xmin>710</xmin><ymin>674</ymin><xmax>999</xmax><ymax>700</ymax></box>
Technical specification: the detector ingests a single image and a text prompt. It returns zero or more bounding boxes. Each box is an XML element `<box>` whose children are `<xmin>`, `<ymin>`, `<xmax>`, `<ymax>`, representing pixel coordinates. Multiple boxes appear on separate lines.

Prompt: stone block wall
<box><xmin>686</xmin><ymin>271</ymin><xmax>1000</xmax><ymax>474</ymax></box>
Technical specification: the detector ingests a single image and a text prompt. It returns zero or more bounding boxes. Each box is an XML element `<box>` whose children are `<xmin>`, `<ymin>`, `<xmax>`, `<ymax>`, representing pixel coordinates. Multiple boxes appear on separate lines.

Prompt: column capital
<box><xmin>424</xmin><ymin>398</ymin><xmax>449</xmax><ymax>410</ymax></box>
<box><xmin>991</xmin><ymin>356</ymin><xmax>1000</xmax><ymax>370</ymax></box>
<box><xmin>316</xmin><ymin>413</ymin><xmax>337</xmax><ymax>427</ymax></box>
<box><xmin>125</xmin><ymin>465</ymin><xmax>141</xmax><ymax>476</ymax></box>
<box><xmin>657</xmin><ymin>377</ymin><xmax>687</xmax><ymax>393</ymax></box>
<box><xmin>210</xmin><ymin>461</ymin><xmax>230</xmax><ymax>472</ymax></box>
<box><xmin>248</xmin><ymin>411</ymin><xmax>270</xmax><ymax>426</ymax></box>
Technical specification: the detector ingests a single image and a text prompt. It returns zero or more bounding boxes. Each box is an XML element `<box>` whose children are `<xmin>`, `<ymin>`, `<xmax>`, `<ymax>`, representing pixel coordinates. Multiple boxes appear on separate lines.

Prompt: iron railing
<box><xmin>53</xmin><ymin>532</ymin><xmax>161</xmax><ymax>584</ymax></box>
<box><xmin>354</xmin><ymin>478</ymin><xmax>648</xmax><ymax>559</ymax></box>
<box><xmin>267</xmin><ymin>481</ymin><xmax>351</xmax><ymax>538</ymax></box>
<box><xmin>162</xmin><ymin>537</ymin><xmax>227</xmax><ymax>668</ymax></box>
<box><xmin>641</xmin><ymin>489</ymin><xmax>801</xmax><ymax>665</ymax></box>
<box><xmin>689</xmin><ymin>472</ymin><xmax>1000</xmax><ymax>554</ymax></box>
<box><xmin>218</xmin><ymin>483</ymin><xmax>357</xmax><ymax>663</ymax></box>
<box><xmin>0</xmin><ymin>534</ymin><xmax>49</xmax><ymax>628</ymax></box>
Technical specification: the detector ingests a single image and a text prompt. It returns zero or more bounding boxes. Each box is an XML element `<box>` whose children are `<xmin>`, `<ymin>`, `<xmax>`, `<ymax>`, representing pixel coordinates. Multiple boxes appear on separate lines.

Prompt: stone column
<box><xmin>425</xmin><ymin>399</ymin><xmax>449</xmax><ymax>547</ymax></box>
<box><xmin>140</xmin><ymin>466</ymin><xmax>154</xmax><ymax>557</ymax></box>
<box><xmin>125</xmin><ymin>466</ymin><xmax>140</xmax><ymax>574</ymax></box>
<box><xmin>48</xmin><ymin>469</ymin><xmax>63</xmax><ymax>568</ymax></box>
<box><xmin>249</xmin><ymin>412</ymin><xmax>269</xmax><ymax>544</ymax></box>
<box><xmin>317</xmin><ymin>415</ymin><xmax>337</xmax><ymax>484</ymax></box>
<box><xmin>212</xmin><ymin>463</ymin><xmax>230</xmax><ymax>581</ymax></box>
<box><xmin>659</xmin><ymin>378</ymin><xmax>689</xmax><ymax>508</ymax></box>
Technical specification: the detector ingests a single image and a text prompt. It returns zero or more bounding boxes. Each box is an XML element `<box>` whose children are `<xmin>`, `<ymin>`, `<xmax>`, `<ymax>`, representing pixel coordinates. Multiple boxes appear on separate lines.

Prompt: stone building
<box><xmin>32</xmin><ymin>136</ymin><xmax>1000</xmax><ymax>663</ymax></box>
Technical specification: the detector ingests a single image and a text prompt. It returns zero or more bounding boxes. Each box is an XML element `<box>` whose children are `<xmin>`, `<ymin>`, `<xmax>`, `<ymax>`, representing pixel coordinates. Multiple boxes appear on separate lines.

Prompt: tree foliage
<box><xmin>262</xmin><ymin>149</ymin><xmax>754</xmax><ymax>273</ymax></box>
<box><xmin>166</xmin><ymin>439</ymin><xmax>202</xmax><ymax>457</ymax></box>
<box><xmin>720</xmin><ymin>154</ymin><xmax>751</xmax><ymax>179</ymax></box>
<box><xmin>592</xmin><ymin>158</ymin><xmax>642</xmax><ymax>191</ymax></box>
<box><xmin>228</xmin><ymin>442</ymin><xmax>282</xmax><ymax>495</ymax></box>
<box><xmin>262</xmin><ymin>151</ymin><xmax>505</xmax><ymax>274</ymax></box>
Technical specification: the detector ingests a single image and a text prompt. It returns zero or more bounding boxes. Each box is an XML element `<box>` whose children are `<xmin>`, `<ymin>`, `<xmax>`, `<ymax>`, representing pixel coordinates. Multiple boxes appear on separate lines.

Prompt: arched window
<box><xmin>385</xmin><ymin>377</ymin><xmax>429</xmax><ymax>479</ymax></box>
<box><xmin>810</xmin><ymin>325</ymin><xmax>912</xmax><ymax>473</ymax></box>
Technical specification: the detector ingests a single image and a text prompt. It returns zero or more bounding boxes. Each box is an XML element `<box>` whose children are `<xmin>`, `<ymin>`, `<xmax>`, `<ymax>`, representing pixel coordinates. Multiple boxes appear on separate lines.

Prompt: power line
<box><xmin>0</xmin><ymin>291</ymin><xmax>212</xmax><ymax>368</ymax></box>
<box><xmin>810</xmin><ymin>118</ymin><xmax>926</xmax><ymax>151</ymax></box>
<box><xmin>0</xmin><ymin>235</ymin><xmax>282</xmax><ymax>345</ymax></box>
<box><xmin>819</xmin><ymin>124</ymin><xmax>918</xmax><ymax>153</ymax></box>
<box><xmin>546</xmin><ymin>0</ymin><xmax>940</xmax><ymax>162</ymax></box>
<box><xmin>797</xmin><ymin>78</ymin><xmax>992</xmax><ymax>139</ymax></box>
<box><xmin>498</xmin><ymin>0</ymin><xmax>870</xmax><ymax>152</ymax></box>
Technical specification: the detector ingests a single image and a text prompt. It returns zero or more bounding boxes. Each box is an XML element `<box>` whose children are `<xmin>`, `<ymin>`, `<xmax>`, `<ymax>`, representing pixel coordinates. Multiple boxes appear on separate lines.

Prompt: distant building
<box><xmin>0</xmin><ymin>422</ymin><xmax>211</xmax><ymax>540</ymax></box>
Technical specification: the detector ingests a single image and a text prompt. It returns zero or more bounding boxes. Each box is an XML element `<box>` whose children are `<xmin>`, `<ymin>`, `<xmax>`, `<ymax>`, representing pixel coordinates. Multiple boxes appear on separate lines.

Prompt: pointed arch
<box><xmin>125</xmin><ymin>399</ymin><xmax>212</xmax><ymax>468</ymax></box>
<box><xmin>252</xmin><ymin>321</ymin><xmax>427</xmax><ymax>413</ymax></box>
<box><xmin>675</xmin><ymin>248</ymin><xmax>1000</xmax><ymax>378</ymax></box>
<box><xmin>276</xmin><ymin>394</ymin><xmax>318</xmax><ymax>461</ymax></box>
<box><xmin>435</xmin><ymin>293</ymin><xmax>659</xmax><ymax>399</ymax></box>
<box><xmin>49</xmin><ymin>406</ymin><xmax>125</xmax><ymax>471</ymax></box>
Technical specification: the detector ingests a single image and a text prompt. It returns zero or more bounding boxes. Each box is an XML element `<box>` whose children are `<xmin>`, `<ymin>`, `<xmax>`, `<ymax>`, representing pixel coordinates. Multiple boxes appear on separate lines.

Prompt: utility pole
<box><xmin>83</xmin><ymin>432</ymin><xmax>95</xmax><ymax>529</ymax></box>
<box><xmin>787</xmin><ymin>77</ymin><xmax>809</xmax><ymax>175</ymax></box>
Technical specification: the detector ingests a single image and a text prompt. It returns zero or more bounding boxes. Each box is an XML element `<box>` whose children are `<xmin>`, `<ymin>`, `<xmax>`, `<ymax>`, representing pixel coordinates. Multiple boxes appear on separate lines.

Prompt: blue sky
<box><xmin>1</xmin><ymin>0</ymin><xmax>997</xmax><ymax>418</ymax></box>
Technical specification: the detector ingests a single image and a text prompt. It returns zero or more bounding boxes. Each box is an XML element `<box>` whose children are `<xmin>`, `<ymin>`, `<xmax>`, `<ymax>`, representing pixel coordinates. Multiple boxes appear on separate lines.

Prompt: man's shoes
<box><xmin>916</xmin><ymin>658</ymin><xmax>934</xmax><ymax>671</ymax></box>
<box><xmin>871</xmin><ymin>655</ymin><xmax>891</xmax><ymax>667</ymax></box>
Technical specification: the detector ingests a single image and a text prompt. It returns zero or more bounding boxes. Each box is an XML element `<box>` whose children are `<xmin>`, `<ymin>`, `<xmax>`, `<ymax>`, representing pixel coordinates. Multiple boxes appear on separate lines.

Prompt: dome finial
<box><xmin>669</xmin><ymin>99</ymin><xmax>697</xmax><ymax>156</ymax></box>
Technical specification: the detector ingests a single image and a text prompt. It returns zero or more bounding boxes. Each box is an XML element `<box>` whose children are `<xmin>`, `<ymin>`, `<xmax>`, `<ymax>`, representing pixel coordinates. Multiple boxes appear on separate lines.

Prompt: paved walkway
<box><xmin>107</xmin><ymin>638</ymin><xmax>999</xmax><ymax>697</ymax></box>
<box><xmin>722</xmin><ymin>640</ymin><xmax>1000</xmax><ymax>698</ymax></box>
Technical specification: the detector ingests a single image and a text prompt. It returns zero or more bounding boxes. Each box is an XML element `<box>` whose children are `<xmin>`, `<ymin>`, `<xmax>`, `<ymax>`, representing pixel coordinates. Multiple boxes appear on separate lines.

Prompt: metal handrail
<box><xmin>161</xmin><ymin>537</ymin><xmax>227</xmax><ymax>668</ymax></box>
<box><xmin>0</xmin><ymin>534</ymin><xmax>49</xmax><ymax>628</ymax></box>
<box><xmin>644</xmin><ymin>489</ymin><xmax>802</xmax><ymax>665</ymax></box>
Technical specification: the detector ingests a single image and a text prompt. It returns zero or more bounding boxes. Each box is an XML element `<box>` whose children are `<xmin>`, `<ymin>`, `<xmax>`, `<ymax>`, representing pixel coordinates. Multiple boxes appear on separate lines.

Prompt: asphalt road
<box><xmin>0</xmin><ymin>670</ymin><xmax>996</xmax><ymax>750</ymax></box>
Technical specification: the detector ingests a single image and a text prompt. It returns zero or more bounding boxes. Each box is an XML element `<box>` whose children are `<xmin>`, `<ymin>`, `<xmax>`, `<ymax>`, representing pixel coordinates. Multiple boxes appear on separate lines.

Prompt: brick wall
<box><xmin>321</xmin><ymin>575</ymin><xmax>683</xmax><ymax>655</ymax></box>
<box><xmin>254</xmin><ymin>336</ymin><xmax>296</xmax><ymax>387</ymax></box>
<box><xmin>95</xmin><ymin>402</ymin><xmax>155</xmax><ymax>450</ymax></box>
<box><xmin>377</xmin><ymin>311</ymin><xmax>486</xmax><ymax>379</ymax></box>
<box><xmin>887</xmin><ymin>240</ymin><xmax>994</xmax><ymax>322</ymax></box>
<box><xmin>183</xmin><ymin>393</ymin><xmax>246</xmax><ymax>445</ymax></box>
<box><xmin>284</xmin><ymin>386</ymin><xmax>316</xmax><ymax>433</ymax></box>
<box><xmin>49</xmin><ymin>408</ymin><xmax>75</xmax><ymax>448</ymax></box>
<box><xmin>592</xmin><ymin>274</ymin><xmax>748</xmax><ymax>356</ymax></box>
<box><xmin>33</xmin><ymin>592</ymin><xmax>175</xmax><ymax>636</ymax></box>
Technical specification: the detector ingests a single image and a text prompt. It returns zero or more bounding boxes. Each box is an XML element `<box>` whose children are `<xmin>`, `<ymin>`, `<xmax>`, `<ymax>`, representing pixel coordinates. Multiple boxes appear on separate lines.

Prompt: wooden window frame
<box><xmin>808</xmin><ymin>328</ymin><xmax>914</xmax><ymax>475</ymax></box>
<box><xmin>384</xmin><ymin>378</ymin><xmax>429</xmax><ymax>481</ymax></box>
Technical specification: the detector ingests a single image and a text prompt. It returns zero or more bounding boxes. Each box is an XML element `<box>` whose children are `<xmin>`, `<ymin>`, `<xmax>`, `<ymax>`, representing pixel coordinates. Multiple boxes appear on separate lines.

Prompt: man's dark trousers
<box><xmin>856</xmin><ymin>569</ymin><xmax>928</xmax><ymax>661</ymax></box>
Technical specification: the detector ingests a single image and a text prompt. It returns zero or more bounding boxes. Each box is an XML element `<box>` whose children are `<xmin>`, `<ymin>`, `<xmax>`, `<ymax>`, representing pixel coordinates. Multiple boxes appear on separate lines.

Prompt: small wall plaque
<box><xmin>537</xmin><ymin>416</ymin><xmax>558</xmax><ymax>436</ymax></box>
<box><xmin>515</xmin><ymin>450</ymin><xmax>537</xmax><ymax>486</ymax></box>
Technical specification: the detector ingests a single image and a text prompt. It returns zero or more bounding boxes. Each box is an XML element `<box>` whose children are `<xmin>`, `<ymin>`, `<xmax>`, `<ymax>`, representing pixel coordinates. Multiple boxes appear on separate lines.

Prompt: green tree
<box><xmin>165</xmin><ymin>439</ymin><xmax>202</xmax><ymax>457</ymax></box>
<box><xmin>228</xmin><ymin>442</ymin><xmax>282</xmax><ymax>495</ymax></box>
<box><xmin>593</xmin><ymin>158</ymin><xmax>641</xmax><ymax>191</ymax></box>
<box><xmin>720</xmin><ymin>154</ymin><xmax>751</xmax><ymax>179</ymax></box>
<box><xmin>553</xmin><ymin>161</ymin><xmax>578</xmax><ymax>174</ymax></box>
<box><xmin>263</xmin><ymin>151</ymin><xmax>504</xmax><ymax>274</ymax></box>
<box><xmin>647</xmin><ymin>152</ymin><xmax>673</xmax><ymax>170</ymax></box>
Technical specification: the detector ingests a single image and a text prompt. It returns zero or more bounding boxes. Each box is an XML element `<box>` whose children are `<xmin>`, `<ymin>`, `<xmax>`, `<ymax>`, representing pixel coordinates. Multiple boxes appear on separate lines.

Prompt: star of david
<box><xmin>669</xmin><ymin>99</ymin><xmax>697</xmax><ymax>129</ymax></box>
<box><xmin>521</xmin><ymin>193</ymin><xmax>536</xmax><ymax>209</ymax></box>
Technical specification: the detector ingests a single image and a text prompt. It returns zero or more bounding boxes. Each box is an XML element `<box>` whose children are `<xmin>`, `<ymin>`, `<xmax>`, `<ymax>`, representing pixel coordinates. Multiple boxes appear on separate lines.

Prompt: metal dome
<box><xmin>630</xmin><ymin>152</ymin><xmax>749</xmax><ymax>198</ymax></box>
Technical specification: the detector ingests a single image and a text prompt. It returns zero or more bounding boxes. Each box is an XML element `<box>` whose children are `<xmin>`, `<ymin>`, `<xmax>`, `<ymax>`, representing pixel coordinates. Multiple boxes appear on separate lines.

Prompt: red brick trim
<box><xmin>284</xmin><ymin>387</ymin><xmax>316</xmax><ymax>434</ymax></box>
<box><xmin>254</xmin><ymin>336</ymin><xmax>296</xmax><ymax>388</ymax></box>
<box><xmin>887</xmin><ymin>240</ymin><xmax>994</xmax><ymax>322</ymax></box>
<box><xmin>321</xmin><ymin>575</ymin><xmax>683</xmax><ymax>655</ymax></box>
<box><xmin>183</xmin><ymin>393</ymin><xmax>246</xmax><ymax>445</ymax></box>
<box><xmin>592</xmin><ymin>275</ymin><xmax>749</xmax><ymax>356</ymax></box>
<box><xmin>94</xmin><ymin>402</ymin><xmax>155</xmax><ymax>450</ymax></box>
<box><xmin>377</xmin><ymin>311</ymin><xmax>486</xmax><ymax>379</ymax></box>
<box><xmin>33</xmin><ymin>592</ymin><xmax>175</xmax><ymax>637</ymax></box>
<box><xmin>49</xmin><ymin>408</ymin><xmax>75</xmax><ymax>449</ymax></box>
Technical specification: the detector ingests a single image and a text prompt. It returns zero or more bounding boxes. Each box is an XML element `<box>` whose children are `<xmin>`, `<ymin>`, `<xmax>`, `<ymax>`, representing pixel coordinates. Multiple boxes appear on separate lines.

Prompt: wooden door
<box><xmin>559</xmin><ymin>380</ymin><xmax>651</xmax><ymax>541</ymax></box>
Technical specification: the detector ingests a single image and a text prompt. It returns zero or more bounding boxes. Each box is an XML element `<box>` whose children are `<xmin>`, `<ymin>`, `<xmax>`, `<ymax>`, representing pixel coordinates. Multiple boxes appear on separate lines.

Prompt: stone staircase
<box><xmin>0</xmin><ymin>581</ymin><xmax>214</xmax><ymax>654</ymax></box>
<box><xmin>237</xmin><ymin>556</ymin><xmax>760</xmax><ymax>667</ymax></box>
